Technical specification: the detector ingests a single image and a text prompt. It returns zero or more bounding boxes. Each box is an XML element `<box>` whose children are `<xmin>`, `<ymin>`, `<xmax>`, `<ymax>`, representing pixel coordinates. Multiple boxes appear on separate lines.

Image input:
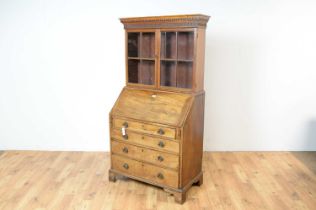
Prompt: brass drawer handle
<box><xmin>123</xmin><ymin>163</ymin><xmax>129</xmax><ymax>170</ymax></box>
<box><xmin>122</xmin><ymin>122</ymin><xmax>128</xmax><ymax>128</ymax></box>
<box><xmin>157</xmin><ymin>156</ymin><xmax>164</xmax><ymax>162</ymax></box>
<box><xmin>158</xmin><ymin>141</ymin><xmax>165</xmax><ymax>148</ymax></box>
<box><xmin>157</xmin><ymin>173</ymin><xmax>164</xmax><ymax>179</ymax></box>
<box><xmin>122</xmin><ymin>134</ymin><xmax>128</xmax><ymax>140</ymax></box>
<box><xmin>122</xmin><ymin>147</ymin><xmax>128</xmax><ymax>153</ymax></box>
<box><xmin>157</xmin><ymin>128</ymin><xmax>165</xmax><ymax>135</ymax></box>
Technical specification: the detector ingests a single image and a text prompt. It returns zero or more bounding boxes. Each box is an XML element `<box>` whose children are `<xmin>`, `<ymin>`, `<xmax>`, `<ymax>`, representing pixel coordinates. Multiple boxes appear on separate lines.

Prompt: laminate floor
<box><xmin>0</xmin><ymin>151</ymin><xmax>315</xmax><ymax>210</ymax></box>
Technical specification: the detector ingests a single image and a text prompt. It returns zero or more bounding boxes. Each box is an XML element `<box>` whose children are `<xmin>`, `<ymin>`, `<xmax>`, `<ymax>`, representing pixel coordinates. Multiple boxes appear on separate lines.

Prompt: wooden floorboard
<box><xmin>0</xmin><ymin>151</ymin><xmax>315</xmax><ymax>210</ymax></box>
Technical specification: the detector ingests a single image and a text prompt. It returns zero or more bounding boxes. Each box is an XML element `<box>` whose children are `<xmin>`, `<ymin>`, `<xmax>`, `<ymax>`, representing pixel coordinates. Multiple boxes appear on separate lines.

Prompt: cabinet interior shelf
<box><xmin>128</xmin><ymin>57</ymin><xmax>155</xmax><ymax>61</ymax></box>
<box><xmin>160</xmin><ymin>58</ymin><xmax>193</xmax><ymax>62</ymax></box>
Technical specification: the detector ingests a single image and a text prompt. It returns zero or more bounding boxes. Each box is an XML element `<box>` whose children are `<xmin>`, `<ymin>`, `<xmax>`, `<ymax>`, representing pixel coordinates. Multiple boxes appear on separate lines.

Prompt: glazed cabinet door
<box><xmin>126</xmin><ymin>29</ymin><xmax>197</xmax><ymax>91</ymax></box>
<box><xmin>127</xmin><ymin>31</ymin><xmax>156</xmax><ymax>86</ymax></box>
<box><xmin>160</xmin><ymin>30</ymin><xmax>195</xmax><ymax>89</ymax></box>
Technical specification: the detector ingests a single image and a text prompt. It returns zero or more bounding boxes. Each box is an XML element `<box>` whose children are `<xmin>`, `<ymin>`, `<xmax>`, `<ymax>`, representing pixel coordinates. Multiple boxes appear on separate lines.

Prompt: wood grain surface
<box><xmin>113</xmin><ymin>118</ymin><xmax>177</xmax><ymax>139</ymax></box>
<box><xmin>0</xmin><ymin>151</ymin><xmax>315</xmax><ymax>210</ymax></box>
<box><xmin>111</xmin><ymin>129</ymin><xmax>179</xmax><ymax>154</ymax></box>
<box><xmin>111</xmin><ymin>154</ymin><xmax>179</xmax><ymax>188</ymax></box>
<box><xmin>111</xmin><ymin>88</ymin><xmax>193</xmax><ymax>127</ymax></box>
<box><xmin>111</xmin><ymin>140</ymin><xmax>179</xmax><ymax>170</ymax></box>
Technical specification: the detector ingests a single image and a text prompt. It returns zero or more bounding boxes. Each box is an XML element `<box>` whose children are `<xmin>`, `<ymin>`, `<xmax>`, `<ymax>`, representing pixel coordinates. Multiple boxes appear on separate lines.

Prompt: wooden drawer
<box><xmin>113</xmin><ymin>118</ymin><xmax>176</xmax><ymax>139</ymax></box>
<box><xmin>112</xmin><ymin>154</ymin><xmax>178</xmax><ymax>188</ymax></box>
<box><xmin>111</xmin><ymin>140</ymin><xmax>179</xmax><ymax>170</ymax></box>
<box><xmin>111</xmin><ymin>129</ymin><xmax>179</xmax><ymax>154</ymax></box>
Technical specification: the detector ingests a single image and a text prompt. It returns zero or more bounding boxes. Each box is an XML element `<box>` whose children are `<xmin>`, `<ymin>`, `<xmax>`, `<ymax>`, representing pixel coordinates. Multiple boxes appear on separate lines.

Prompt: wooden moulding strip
<box><xmin>120</xmin><ymin>14</ymin><xmax>210</xmax><ymax>29</ymax></box>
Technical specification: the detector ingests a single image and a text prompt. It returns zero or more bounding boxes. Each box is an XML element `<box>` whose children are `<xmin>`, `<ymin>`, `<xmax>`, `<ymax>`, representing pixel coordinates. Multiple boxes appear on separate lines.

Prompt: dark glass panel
<box><xmin>160</xmin><ymin>61</ymin><xmax>176</xmax><ymax>87</ymax></box>
<box><xmin>161</xmin><ymin>32</ymin><xmax>177</xmax><ymax>59</ymax></box>
<box><xmin>128</xmin><ymin>33</ymin><xmax>140</xmax><ymax>57</ymax></box>
<box><xmin>177</xmin><ymin>32</ymin><xmax>194</xmax><ymax>60</ymax></box>
<box><xmin>176</xmin><ymin>61</ymin><xmax>192</xmax><ymax>88</ymax></box>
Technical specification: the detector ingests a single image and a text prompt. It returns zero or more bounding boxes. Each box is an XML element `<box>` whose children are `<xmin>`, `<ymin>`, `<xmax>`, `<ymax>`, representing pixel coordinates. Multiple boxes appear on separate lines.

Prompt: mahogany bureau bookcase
<box><xmin>108</xmin><ymin>14</ymin><xmax>210</xmax><ymax>204</ymax></box>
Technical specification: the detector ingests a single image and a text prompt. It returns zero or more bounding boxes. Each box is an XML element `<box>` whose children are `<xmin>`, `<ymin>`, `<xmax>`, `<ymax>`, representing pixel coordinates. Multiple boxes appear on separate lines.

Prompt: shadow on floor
<box><xmin>291</xmin><ymin>120</ymin><xmax>316</xmax><ymax>173</ymax></box>
<box><xmin>292</xmin><ymin>152</ymin><xmax>316</xmax><ymax>174</ymax></box>
<box><xmin>305</xmin><ymin>120</ymin><xmax>316</xmax><ymax>149</ymax></box>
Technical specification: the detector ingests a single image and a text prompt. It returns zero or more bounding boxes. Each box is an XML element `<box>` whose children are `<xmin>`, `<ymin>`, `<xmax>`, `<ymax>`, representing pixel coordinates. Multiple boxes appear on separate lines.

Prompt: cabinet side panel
<box><xmin>194</xmin><ymin>28</ymin><xmax>206</xmax><ymax>92</ymax></box>
<box><xmin>181</xmin><ymin>93</ymin><xmax>205</xmax><ymax>187</ymax></box>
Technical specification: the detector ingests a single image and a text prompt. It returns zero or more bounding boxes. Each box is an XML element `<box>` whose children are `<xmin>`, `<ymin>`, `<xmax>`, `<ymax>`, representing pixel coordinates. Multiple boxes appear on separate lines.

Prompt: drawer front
<box><xmin>113</xmin><ymin>118</ymin><xmax>176</xmax><ymax>139</ymax></box>
<box><xmin>111</xmin><ymin>154</ymin><xmax>178</xmax><ymax>188</ymax></box>
<box><xmin>111</xmin><ymin>129</ymin><xmax>179</xmax><ymax>154</ymax></box>
<box><xmin>111</xmin><ymin>140</ymin><xmax>179</xmax><ymax>170</ymax></box>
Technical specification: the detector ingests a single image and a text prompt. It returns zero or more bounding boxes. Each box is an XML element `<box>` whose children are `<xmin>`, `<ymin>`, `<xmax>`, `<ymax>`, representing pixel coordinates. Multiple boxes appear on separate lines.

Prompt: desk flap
<box><xmin>111</xmin><ymin>88</ymin><xmax>193</xmax><ymax>127</ymax></box>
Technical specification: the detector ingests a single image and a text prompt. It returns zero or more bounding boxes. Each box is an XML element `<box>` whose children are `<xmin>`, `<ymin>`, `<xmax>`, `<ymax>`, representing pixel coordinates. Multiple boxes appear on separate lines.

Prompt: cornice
<box><xmin>120</xmin><ymin>14</ymin><xmax>210</xmax><ymax>29</ymax></box>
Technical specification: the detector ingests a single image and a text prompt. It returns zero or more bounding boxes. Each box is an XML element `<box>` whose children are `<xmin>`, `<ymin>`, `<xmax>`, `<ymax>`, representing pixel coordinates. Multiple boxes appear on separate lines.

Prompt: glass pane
<box><xmin>161</xmin><ymin>32</ymin><xmax>177</xmax><ymax>59</ymax></box>
<box><xmin>177</xmin><ymin>61</ymin><xmax>192</xmax><ymax>88</ymax></box>
<box><xmin>128</xmin><ymin>33</ymin><xmax>140</xmax><ymax>57</ymax></box>
<box><xmin>141</xmin><ymin>33</ymin><xmax>155</xmax><ymax>58</ymax></box>
<box><xmin>177</xmin><ymin>32</ymin><xmax>194</xmax><ymax>60</ymax></box>
<box><xmin>139</xmin><ymin>60</ymin><xmax>155</xmax><ymax>85</ymax></box>
<box><xmin>160</xmin><ymin>61</ymin><xmax>176</xmax><ymax>87</ymax></box>
<box><xmin>128</xmin><ymin>59</ymin><xmax>140</xmax><ymax>83</ymax></box>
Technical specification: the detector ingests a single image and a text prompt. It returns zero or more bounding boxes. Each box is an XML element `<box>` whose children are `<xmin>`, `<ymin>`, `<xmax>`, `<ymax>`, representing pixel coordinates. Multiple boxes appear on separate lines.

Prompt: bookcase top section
<box><xmin>111</xmin><ymin>88</ymin><xmax>193</xmax><ymax>126</ymax></box>
<box><xmin>120</xmin><ymin>14</ymin><xmax>210</xmax><ymax>29</ymax></box>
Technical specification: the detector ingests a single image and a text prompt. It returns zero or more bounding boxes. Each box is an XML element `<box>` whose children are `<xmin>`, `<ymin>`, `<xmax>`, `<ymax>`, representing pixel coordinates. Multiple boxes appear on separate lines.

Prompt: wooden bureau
<box><xmin>109</xmin><ymin>14</ymin><xmax>210</xmax><ymax>204</ymax></box>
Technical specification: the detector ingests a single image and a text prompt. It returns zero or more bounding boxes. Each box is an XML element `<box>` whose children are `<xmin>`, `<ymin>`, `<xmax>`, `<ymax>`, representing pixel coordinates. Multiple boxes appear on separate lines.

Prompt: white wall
<box><xmin>0</xmin><ymin>0</ymin><xmax>315</xmax><ymax>151</ymax></box>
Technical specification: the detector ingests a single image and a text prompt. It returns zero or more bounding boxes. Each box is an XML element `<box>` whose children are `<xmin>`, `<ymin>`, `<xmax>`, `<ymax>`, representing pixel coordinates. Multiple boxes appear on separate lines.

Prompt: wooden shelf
<box><xmin>128</xmin><ymin>57</ymin><xmax>155</xmax><ymax>61</ymax></box>
<box><xmin>160</xmin><ymin>58</ymin><xmax>193</xmax><ymax>62</ymax></box>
